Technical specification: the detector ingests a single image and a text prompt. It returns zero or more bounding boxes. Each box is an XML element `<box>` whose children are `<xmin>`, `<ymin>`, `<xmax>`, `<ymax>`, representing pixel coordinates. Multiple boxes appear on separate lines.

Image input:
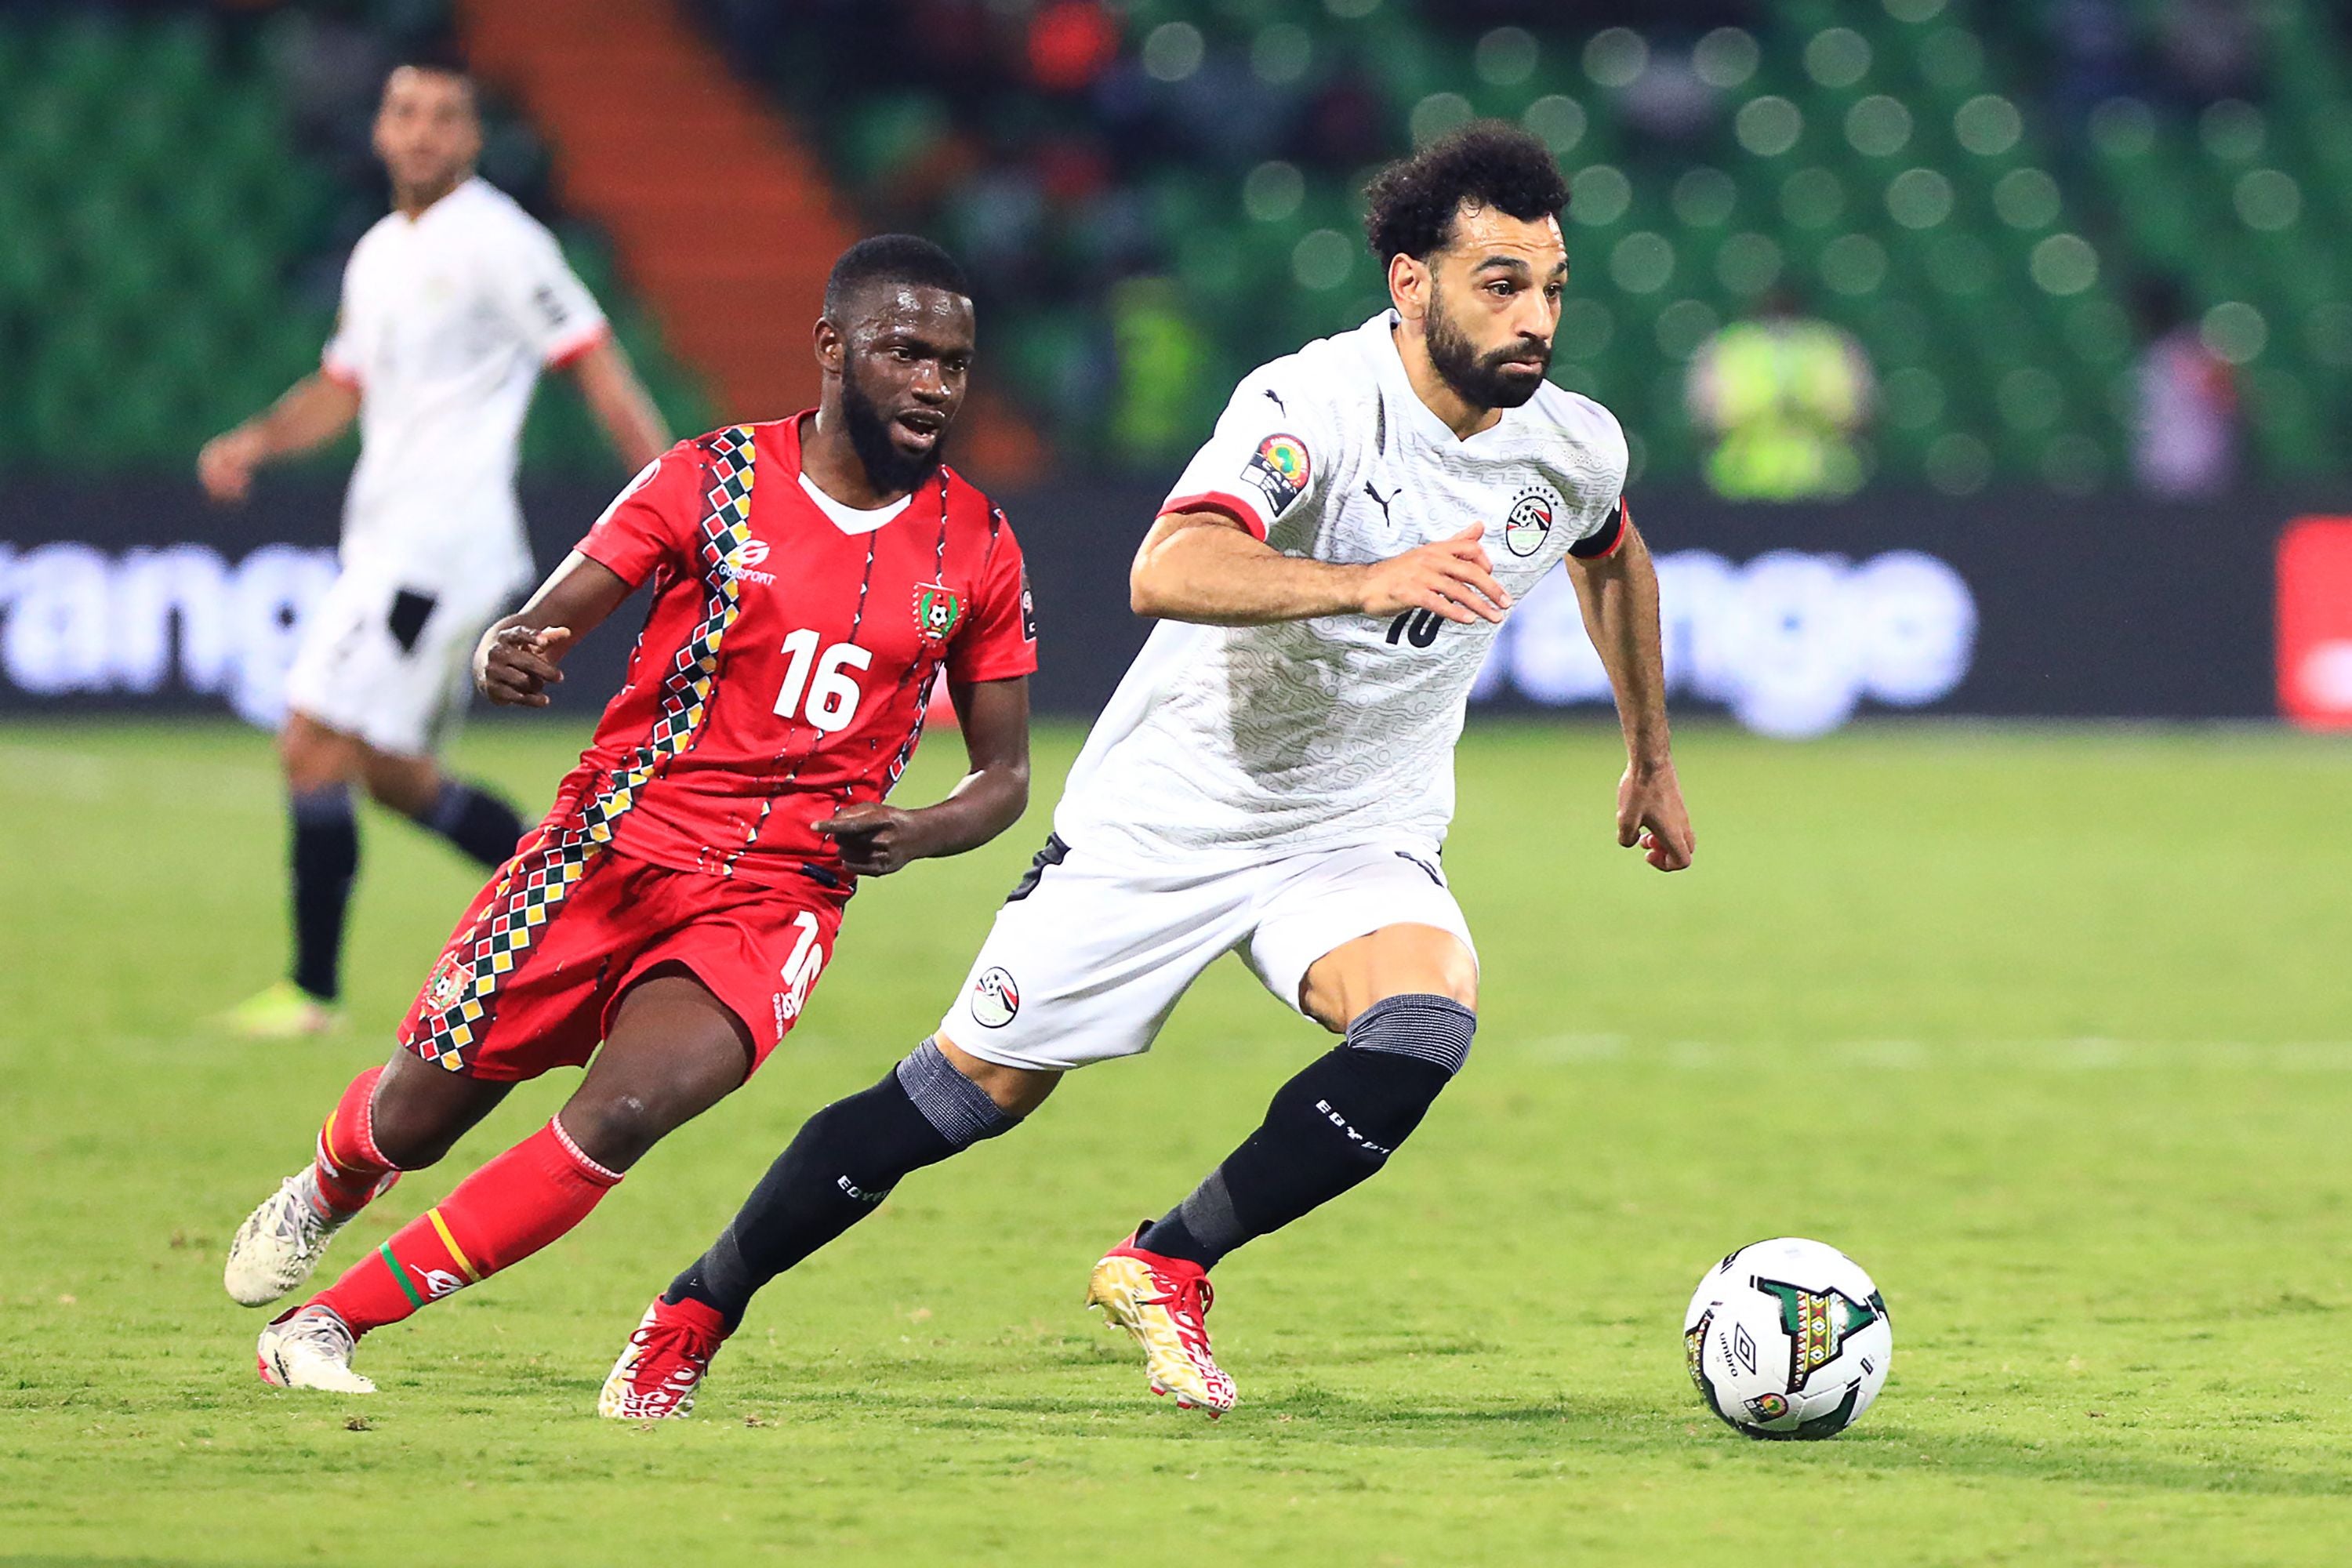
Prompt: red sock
<box><xmin>310</xmin><ymin>1066</ymin><xmax>395</xmax><ymax>1216</ymax></box>
<box><xmin>310</xmin><ymin>1119</ymin><xmax>622</xmax><ymax>1336</ymax></box>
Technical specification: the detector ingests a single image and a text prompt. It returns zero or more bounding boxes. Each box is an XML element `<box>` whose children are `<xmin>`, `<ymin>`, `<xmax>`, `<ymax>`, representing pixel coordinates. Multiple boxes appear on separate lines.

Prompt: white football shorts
<box><xmin>282</xmin><ymin>568</ymin><xmax>519</xmax><ymax>757</ymax></box>
<box><xmin>938</xmin><ymin>835</ymin><xmax>1478</xmax><ymax>1073</ymax></box>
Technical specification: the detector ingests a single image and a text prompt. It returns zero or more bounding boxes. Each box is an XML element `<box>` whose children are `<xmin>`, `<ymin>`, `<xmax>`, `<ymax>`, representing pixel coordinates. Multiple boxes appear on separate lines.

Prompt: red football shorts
<box><xmin>396</xmin><ymin>840</ymin><xmax>847</xmax><ymax>1083</ymax></box>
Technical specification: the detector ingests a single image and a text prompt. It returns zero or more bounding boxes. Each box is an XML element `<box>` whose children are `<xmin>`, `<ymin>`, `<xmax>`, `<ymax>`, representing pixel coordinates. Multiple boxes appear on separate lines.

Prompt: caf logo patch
<box><xmin>1243</xmin><ymin>432</ymin><xmax>1312</xmax><ymax>518</ymax></box>
<box><xmin>970</xmin><ymin>967</ymin><xmax>1020</xmax><ymax>1028</ymax></box>
<box><xmin>912</xmin><ymin>583</ymin><xmax>964</xmax><ymax>643</ymax></box>
<box><xmin>1503</xmin><ymin>486</ymin><xmax>1558</xmax><ymax>557</ymax></box>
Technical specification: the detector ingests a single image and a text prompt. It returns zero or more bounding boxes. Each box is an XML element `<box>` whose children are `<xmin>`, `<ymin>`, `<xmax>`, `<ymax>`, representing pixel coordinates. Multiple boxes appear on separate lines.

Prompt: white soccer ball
<box><xmin>1683</xmin><ymin>1236</ymin><xmax>1891</xmax><ymax>1439</ymax></box>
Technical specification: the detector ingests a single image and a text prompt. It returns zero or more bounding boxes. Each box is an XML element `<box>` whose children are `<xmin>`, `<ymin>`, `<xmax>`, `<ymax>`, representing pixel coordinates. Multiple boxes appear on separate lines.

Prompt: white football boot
<box><xmin>256</xmin><ymin>1305</ymin><xmax>376</xmax><ymax>1394</ymax></box>
<box><xmin>224</xmin><ymin>1168</ymin><xmax>392</xmax><ymax>1308</ymax></box>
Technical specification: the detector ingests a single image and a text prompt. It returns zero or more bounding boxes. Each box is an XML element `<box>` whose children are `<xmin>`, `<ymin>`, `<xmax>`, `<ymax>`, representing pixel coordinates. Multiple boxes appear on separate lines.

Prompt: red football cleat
<box><xmin>1085</xmin><ymin>1227</ymin><xmax>1236</xmax><ymax>1416</ymax></box>
<box><xmin>598</xmin><ymin>1296</ymin><xmax>728</xmax><ymax>1419</ymax></box>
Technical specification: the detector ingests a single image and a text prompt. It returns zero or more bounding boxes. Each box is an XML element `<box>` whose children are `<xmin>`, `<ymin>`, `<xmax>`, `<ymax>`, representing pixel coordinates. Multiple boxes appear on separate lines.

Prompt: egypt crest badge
<box><xmin>912</xmin><ymin>582</ymin><xmax>964</xmax><ymax>643</ymax></box>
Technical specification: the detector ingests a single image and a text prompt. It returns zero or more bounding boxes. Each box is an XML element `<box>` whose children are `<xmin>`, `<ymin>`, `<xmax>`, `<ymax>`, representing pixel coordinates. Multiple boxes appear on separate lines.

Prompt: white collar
<box><xmin>798</xmin><ymin>470</ymin><xmax>912</xmax><ymax>536</ymax></box>
<box><xmin>1363</xmin><ymin>308</ymin><xmax>1523</xmax><ymax>448</ymax></box>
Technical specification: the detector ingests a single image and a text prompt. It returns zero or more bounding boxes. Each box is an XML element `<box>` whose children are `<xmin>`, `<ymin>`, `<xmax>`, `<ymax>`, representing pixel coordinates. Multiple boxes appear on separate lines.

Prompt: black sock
<box><xmin>414</xmin><ymin>779</ymin><xmax>526</xmax><ymax>868</ymax></box>
<box><xmin>666</xmin><ymin>1040</ymin><xmax>1015</xmax><ymax>1330</ymax></box>
<box><xmin>289</xmin><ymin>785</ymin><xmax>359</xmax><ymax>1003</ymax></box>
<box><xmin>1142</xmin><ymin>994</ymin><xmax>1477</xmax><ymax>1271</ymax></box>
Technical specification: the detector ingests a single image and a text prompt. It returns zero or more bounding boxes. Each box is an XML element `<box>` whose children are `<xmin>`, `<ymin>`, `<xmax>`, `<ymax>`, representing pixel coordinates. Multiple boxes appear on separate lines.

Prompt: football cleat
<box><xmin>598</xmin><ymin>1296</ymin><xmax>729</xmax><ymax>1420</ymax></box>
<box><xmin>1084</xmin><ymin>1227</ymin><xmax>1236</xmax><ymax>1417</ymax></box>
<box><xmin>218</xmin><ymin>980</ymin><xmax>342</xmax><ymax>1040</ymax></box>
<box><xmin>256</xmin><ymin>1304</ymin><xmax>376</xmax><ymax>1395</ymax></box>
<box><xmin>224</xmin><ymin>1168</ymin><xmax>394</xmax><ymax>1308</ymax></box>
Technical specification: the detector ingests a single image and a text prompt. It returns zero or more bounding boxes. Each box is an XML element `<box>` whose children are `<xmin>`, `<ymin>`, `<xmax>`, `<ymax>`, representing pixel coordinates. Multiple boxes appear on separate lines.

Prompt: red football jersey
<box><xmin>558</xmin><ymin>416</ymin><xmax>1036</xmax><ymax>888</ymax></box>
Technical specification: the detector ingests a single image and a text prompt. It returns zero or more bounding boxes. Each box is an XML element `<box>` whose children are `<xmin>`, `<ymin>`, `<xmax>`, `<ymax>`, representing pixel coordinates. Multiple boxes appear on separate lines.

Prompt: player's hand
<box><xmin>197</xmin><ymin>428</ymin><xmax>266</xmax><ymax>504</ymax></box>
<box><xmin>477</xmin><ymin>625</ymin><xmax>572</xmax><ymax>706</ymax></box>
<box><xmin>1618</xmin><ymin>760</ymin><xmax>1694</xmax><ymax>873</ymax></box>
<box><xmin>1358</xmin><ymin>523</ymin><xmax>1512</xmax><ymax>626</ymax></box>
<box><xmin>812</xmin><ymin>803</ymin><xmax>932</xmax><ymax>877</ymax></box>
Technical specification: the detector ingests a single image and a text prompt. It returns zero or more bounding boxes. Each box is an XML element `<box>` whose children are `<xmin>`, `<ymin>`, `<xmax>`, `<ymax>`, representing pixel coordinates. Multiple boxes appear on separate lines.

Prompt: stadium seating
<box><xmin>0</xmin><ymin>6</ymin><xmax>708</xmax><ymax>478</ymax></box>
<box><xmin>710</xmin><ymin>0</ymin><xmax>2352</xmax><ymax>491</ymax></box>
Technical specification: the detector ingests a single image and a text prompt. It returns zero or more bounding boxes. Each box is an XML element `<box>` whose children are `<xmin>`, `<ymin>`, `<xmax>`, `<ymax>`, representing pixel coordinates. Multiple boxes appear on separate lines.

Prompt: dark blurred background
<box><xmin>3</xmin><ymin>0</ymin><xmax>2350</xmax><ymax>735</ymax></box>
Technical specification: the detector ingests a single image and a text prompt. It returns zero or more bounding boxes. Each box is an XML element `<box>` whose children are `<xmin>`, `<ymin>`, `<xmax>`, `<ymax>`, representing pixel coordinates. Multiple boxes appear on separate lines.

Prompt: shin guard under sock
<box><xmin>289</xmin><ymin>784</ymin><xmax>358</xmax><ymax>1001</ymax></box>
<box><xmin>415</xmin><ymin>779</ymin><xmax>526</xmax><ymax>869</ymax></box>
<box><xmin>666</xmin><ymin>1040</ymin><xmax>1014</xmax><ymax>1329</ymax></box>
<box><xmin>1143</xmin><ymin>994</ymin><xmax>1476</xmax><ymax>1270</ymax></box>
<box><xmin>309</xmin><ymin>1118</ymin><xmax>621</xmax><ymax>1336</ymax></box>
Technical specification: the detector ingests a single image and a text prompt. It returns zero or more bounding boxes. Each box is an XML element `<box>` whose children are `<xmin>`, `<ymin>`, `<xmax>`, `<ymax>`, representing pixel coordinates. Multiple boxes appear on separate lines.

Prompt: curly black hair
<box><xmin>825</xmin><ymin>234</ymin><xmax>971</xmax><ymax>318</ymax></box>
<box><xmin>1363</xmin><ymin>122</ymin><xmax>1571</xmax><ymax>263</ymax></box>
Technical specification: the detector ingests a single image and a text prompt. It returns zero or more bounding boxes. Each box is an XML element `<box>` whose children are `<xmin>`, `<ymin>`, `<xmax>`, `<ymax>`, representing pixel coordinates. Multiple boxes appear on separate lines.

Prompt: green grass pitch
<box><xmin>4</xmin><ymin>717</ymin><xmax>2349</xmax><ymax>1566</ymax></box>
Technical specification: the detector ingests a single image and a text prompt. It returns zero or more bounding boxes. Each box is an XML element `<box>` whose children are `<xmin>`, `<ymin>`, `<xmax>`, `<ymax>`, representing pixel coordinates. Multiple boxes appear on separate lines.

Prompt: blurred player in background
<box><xmin>198</xmin><ymin>55</ymin><xmax>670</xmax><ymax>1039</ymax></box>
<box><xmin>226</xmin><ymin>236</ymin><xmax>1038</xmax><ymax>1396</ymax></box>
<box><xmin>604</xmin><ymin>125</ymin><xmax>1692</xmax><ymax>1421</ymax></box>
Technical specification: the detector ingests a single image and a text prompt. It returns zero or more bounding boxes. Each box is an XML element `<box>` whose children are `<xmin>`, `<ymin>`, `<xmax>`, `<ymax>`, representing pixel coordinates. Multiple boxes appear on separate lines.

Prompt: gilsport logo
<box><xmin>1502</xmin><ymin>486</ymin><xmax>1557</xmax><ymax>557</ymax></box>
<box><xmin>970</xmin><ymin>967</ymin><xmax>1020</xmax><ymax>1028</ymax></box>
<box><xmin>720</xmin><ymin>538</ymin><xmax>776</xmax><ymax>586</ymax></box>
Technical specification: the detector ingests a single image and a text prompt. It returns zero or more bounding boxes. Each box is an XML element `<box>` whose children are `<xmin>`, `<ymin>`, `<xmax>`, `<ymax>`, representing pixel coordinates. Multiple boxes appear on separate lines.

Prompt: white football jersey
<box><xmin>1054</xmin><ymin>310</ymin><xmax>1631</xmax><ymax>866</ymax></box>
<box><xmin>322</xmin><ymin>177</ymin><xmax>608</xmax><ymax>594</ymax></box>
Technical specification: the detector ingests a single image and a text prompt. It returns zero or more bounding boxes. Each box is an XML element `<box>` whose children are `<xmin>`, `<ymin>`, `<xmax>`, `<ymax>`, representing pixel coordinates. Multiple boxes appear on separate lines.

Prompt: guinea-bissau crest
<box><xmin>912</xmin><ymin>582</ymin><xmax>964</xmax><ymax>643</ymax></box>
<box><xmin>1503</xmin><ymin>485</ymin><xmax>1559</xmax><ymax>557</ymax></box>
<box><xmin>423</xmin><ymin>950</ymin><xmax>468</xmax><ymax>1013</ymax></box>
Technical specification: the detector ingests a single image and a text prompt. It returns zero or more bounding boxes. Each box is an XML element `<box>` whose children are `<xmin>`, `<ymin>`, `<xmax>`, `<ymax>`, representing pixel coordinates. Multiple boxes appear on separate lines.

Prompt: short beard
<box><xmin>841</xmin><ymin>371</ymin><xmax>945</xmax><ymax>495</ymax></box>
<box><xmin>1425</xmin><ymin>290</ymin><xmax>1550</xmax><ymax>411</ymax></box>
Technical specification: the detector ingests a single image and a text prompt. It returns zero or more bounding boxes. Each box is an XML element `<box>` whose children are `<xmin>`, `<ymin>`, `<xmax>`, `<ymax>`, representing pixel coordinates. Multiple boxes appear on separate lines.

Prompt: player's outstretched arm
<box><xmin>1566</xmin><ymin>519</ymin><xmax>1693</xmax><ymax>873</ymax></box>
<box><xmin>196</xmin><ymin>373</ymin><xmax>361</xmax><ymax>503</ymax></box>
<box><xmin>813</xmin><ymin>676</ymin><xmax>1032</xmax><ymax>877</ymax></box>
<box><xmin>473</xmin><ymin>550</ymin><xmax>635</xmax><ymax>707</ymax></box>
<box><xmin>564</xmin><ymin>336</ymin><xmax>671</xmax><ymax>474</ymax></box>
<box><xmin>1131</xmin><ymin>512</ymin><xmax>1512</xmax><ymax>628</ymax></box>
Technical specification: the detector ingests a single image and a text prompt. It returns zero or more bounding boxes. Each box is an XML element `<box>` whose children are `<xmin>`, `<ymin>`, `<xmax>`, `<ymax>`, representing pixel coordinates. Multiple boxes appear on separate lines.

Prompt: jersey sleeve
<box><xmin>320</xmin><ymin>256</ymin><xmax>366</xmax><ymax>390</ymax></box>
<box><xmin>576</xmin><ymin>442</ymin><xmax>703</xmax><ymax>588</ymax></box>
<box><xmin>948</xmin><ymin>510</ymin><xmax>1040</xmax><ymax>684</ymax></box>
<box><xmin>1564</xmin><ymin>403</ymin><xmax>1635</xmax><ymax>559</ymax></box>
<box><xmin>491</xmin><ymin>215</ymin><xmax>609</xmax><ymax>369</ymax></box>
<box><xmin>1158</xmin><ymin>368</ymin><xmax>1329</xmax><ymax>542</ymax></box>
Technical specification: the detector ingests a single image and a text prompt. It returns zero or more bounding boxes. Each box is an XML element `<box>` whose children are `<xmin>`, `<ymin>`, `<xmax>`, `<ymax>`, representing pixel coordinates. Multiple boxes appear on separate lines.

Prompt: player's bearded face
<box><xmin>1425</xmin><ymin>275</ymin><xmax>1552</xmax><ymax>412</ymax></box>
<box><xmin>841</xmin><ymin>358</ymin><xmax>948</xmax><ymax>493</ymax></box>
<box><xmin>836</xmin><ymin>289</ymin><xmax>975</xmax><ymax>494</ymax></box>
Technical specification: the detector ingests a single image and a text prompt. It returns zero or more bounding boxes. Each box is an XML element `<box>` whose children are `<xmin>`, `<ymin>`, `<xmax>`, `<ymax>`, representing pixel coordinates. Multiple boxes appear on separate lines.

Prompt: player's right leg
<box><xmin>603</xmin><ymin>835</ymin><xmax>1246</xmax><ymax>1419</ymax></box>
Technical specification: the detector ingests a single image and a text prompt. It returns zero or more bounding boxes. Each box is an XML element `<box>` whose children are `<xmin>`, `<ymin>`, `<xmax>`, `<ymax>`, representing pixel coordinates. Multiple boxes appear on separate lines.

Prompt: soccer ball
<box><xmin>1683</xmin><ymin>1236</ymin><xmax>1891</xmax><ymax>1439</ymax></box>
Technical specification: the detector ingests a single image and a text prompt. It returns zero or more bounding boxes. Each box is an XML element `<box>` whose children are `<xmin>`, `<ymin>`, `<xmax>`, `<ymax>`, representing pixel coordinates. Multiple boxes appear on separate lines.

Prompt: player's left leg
<box><xmin>265</xmin><ymin>970</ymin><xmax>753</xmax><ymax>1393</ymax></box>
<box><xmin>1090</xmin><ymin>848</ymin><xmax>1479</xmax><ymax>1414</ymax></box>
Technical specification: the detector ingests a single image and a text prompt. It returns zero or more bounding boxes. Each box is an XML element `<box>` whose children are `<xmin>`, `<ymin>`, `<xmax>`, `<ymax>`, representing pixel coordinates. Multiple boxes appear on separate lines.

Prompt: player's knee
<box><xmin>279</xmin><ymin>727</ymin><xmax>355</xmax><ymax>795</ymax></box>
<box><xmin>1345</xmin><ymin>993</ymin><xmax>1476</xmax><ymax>1079</ymax></box>
<box><xmin>359</xmin><ymin>751</ymin><xmax>439</xmax><ymax>817</ymax></box>
<box><xmin>368</xmin><ymin>1096</ymin><xmax>461</xmax><ymax>1171</ymax></box>
<box><xmin>932</xmin><ymin>1033</ymin><xmax>1058</xmax><ymax>1117</ymax></box>
<box><xmin>560</xmin><ymin>1091</ymin><xmax>670</xmax><ymax>1171</ymax></box>
<box><xmin>1279</xmin><ymin>993</ymin><xmax>1479</xmax><ymax>1166</ymax></box>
